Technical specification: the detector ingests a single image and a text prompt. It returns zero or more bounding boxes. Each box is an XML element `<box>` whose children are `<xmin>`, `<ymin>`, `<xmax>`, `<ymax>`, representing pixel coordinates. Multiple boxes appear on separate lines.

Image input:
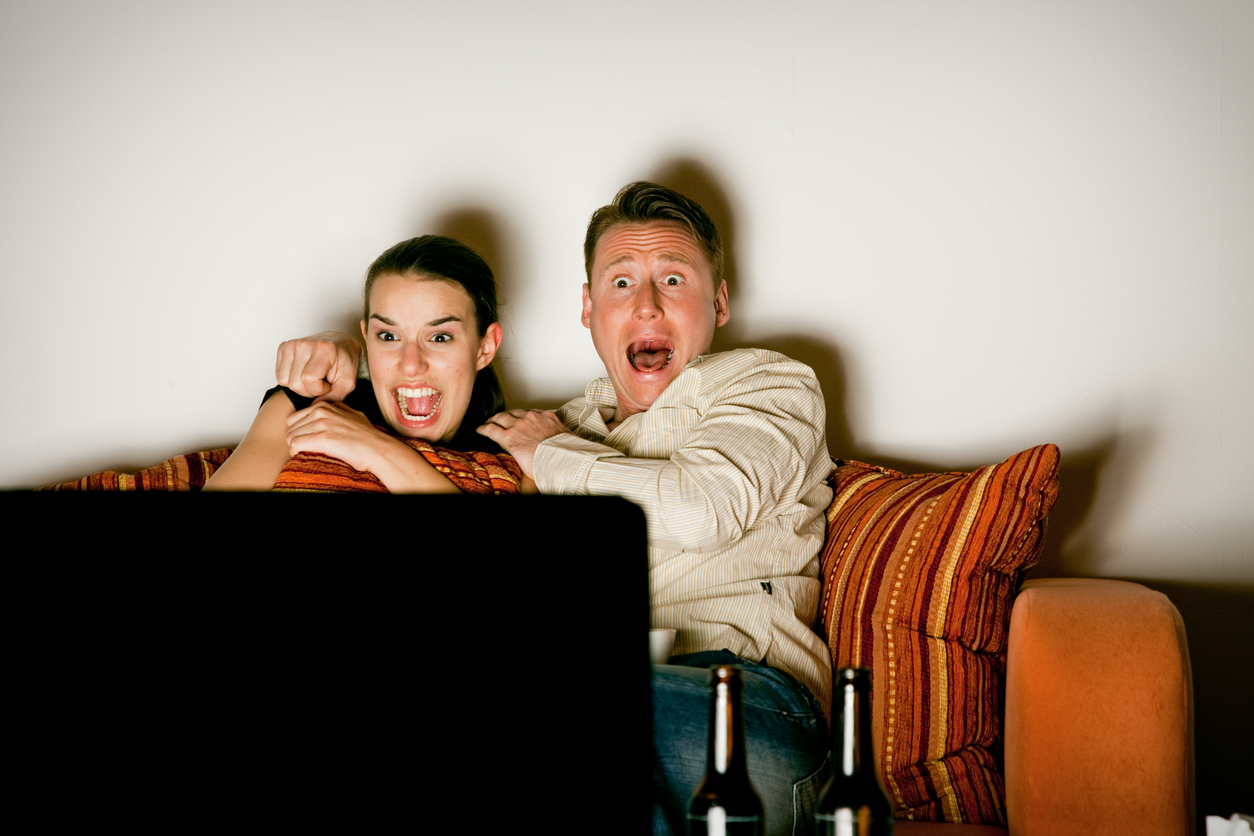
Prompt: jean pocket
<box><xmin>790</xmin><ymin>751</ymin><xmax>831</xmax><ymax>836</ymax></box>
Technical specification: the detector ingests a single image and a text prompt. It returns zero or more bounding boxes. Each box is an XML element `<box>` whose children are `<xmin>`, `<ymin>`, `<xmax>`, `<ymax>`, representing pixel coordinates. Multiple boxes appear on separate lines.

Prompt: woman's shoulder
<box><xmin>260</xmin><ymin>380</ymin><xmax>383</xmax><ymax>425</ymax></box>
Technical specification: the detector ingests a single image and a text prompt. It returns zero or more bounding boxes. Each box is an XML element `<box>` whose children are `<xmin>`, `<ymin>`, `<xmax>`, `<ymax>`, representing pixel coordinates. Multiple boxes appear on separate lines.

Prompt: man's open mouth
<box><xmin>396</xmin><ymin>386</ymin><xmax>441</xmax><ymax>421</ymax></box>
<box><xmin>628</xmin><ymin>340</ymin><xmax>675</xmax><ymax>372</ymax></box>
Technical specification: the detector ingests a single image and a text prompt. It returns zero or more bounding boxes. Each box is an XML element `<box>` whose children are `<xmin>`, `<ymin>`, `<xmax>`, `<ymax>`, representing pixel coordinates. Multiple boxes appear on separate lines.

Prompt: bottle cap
<box><xmin>836</xmin><ymin>667</ymin><xmax>873</xmax><ymax>689</ymax></box>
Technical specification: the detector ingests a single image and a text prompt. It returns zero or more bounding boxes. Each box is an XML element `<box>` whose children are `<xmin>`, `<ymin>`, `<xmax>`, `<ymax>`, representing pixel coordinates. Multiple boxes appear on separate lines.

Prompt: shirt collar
<box><xmin>577</xmin><ymin>354</ymin><xmax>711</xmax><ymax>433</ymax></box>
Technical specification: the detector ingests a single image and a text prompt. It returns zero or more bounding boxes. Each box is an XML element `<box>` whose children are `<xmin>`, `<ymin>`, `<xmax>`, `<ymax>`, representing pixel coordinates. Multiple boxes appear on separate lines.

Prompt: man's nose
<box><xmin>400</xmin><ymin>340</ymin><xmax>427</xmax><ymax>375</ymax></box>
<box><xmin>633</xmin><ymin>280</ymin><xmax>662</xmax><ymax>319</ymax></box>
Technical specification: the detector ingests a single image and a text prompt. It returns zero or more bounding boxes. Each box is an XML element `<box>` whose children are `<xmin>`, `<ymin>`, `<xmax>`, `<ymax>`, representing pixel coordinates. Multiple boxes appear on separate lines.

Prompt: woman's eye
<box><xmin>430</xmin><ymin>333</ymin><xmax>452</xmax><ymax>343</ymax></box>
<box><xmin>377</xmin><ymin>331</ymin><xmax>398</xmax><ymax>342</ymax></box>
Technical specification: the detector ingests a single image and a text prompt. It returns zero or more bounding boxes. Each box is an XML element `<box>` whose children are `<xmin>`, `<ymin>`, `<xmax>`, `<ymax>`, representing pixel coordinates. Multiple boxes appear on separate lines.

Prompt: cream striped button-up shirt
<box><xmin>534</xmin><ymin>348</ymin><xmax>834</xmax><ymax>718</ymax></box>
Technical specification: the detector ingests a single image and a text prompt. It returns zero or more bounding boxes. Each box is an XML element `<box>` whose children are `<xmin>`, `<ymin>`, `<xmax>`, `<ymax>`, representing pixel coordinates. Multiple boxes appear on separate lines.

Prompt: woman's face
<box><xmin>360</xmin><ymin>274</ymin><xmax>502</xmax><ymax>442</ymax></box>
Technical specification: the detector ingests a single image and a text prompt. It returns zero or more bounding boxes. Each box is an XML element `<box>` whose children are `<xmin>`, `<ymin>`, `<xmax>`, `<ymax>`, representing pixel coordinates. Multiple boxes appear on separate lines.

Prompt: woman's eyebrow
<box><xmin>369</xmin><ymin>314</ymin><xmax>463</xmax><ymax>327</ymax></box>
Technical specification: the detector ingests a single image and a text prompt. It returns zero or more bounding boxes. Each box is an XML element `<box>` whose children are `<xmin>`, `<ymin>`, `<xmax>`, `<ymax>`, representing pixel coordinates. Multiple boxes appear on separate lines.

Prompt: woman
<box><xmin>204</xmin><ymin>235</ymin><xmax>530</xmax><ymax>493</ymax></box>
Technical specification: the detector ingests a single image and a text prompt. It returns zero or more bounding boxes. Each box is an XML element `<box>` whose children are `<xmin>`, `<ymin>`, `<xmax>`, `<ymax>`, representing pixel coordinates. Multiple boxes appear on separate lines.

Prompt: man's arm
<box><xmin>533</xmin><ymin>356</ymin><xmax>829</xmax><ymax>552</ymax></box>
<box><xmin>275</xmin><ymin>332</ymin><xmax>362</xmax><ymax>401</ymax></box>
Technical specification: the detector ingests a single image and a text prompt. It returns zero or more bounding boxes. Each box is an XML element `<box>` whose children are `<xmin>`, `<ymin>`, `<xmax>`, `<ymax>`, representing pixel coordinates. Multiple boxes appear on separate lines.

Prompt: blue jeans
<box><xmin>652</xmin><ymin>650</ymin><xmax>830</xmax><ymax>836</ymax></box>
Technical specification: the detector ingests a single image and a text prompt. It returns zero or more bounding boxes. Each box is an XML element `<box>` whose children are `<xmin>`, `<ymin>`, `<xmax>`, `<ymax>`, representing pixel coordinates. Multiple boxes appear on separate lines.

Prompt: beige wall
<box><xmin>2</xmin><ymin>0</ymin><xmax>1251</xmax><ymax>583</ymax></box>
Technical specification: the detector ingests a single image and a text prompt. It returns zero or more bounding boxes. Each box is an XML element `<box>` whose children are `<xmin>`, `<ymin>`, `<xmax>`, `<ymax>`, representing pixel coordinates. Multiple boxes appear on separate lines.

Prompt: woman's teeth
<box><xmin>397</xmin><ymin>386</ymin><xmax>441</xmax><ymax>420</ymax></box>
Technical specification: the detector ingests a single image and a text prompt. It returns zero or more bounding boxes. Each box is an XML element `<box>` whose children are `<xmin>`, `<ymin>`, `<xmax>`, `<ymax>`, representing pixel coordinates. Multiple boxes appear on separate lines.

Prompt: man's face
<box><xmin>582</xmin><ymin>221</ymin><xmax>729</xmax><ymax>423</ymax></box>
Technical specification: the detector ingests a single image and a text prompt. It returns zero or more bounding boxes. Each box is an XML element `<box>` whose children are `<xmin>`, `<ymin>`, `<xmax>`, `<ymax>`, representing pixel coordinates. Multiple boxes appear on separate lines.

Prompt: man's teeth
<box><xmin>629</xmin><ymin>349</ymin><xmax>675</xmax><ymax>371</ymax></box>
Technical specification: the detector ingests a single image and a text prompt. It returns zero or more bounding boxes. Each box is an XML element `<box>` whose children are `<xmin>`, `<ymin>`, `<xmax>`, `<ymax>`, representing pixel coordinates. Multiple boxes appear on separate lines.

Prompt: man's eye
<box><xmin>664</xmin><ymin>274</ymin><xmax>682</xmax><ymax>286</ymax></box>
<box><xmin>613</xmin><ymin>277</ymin><xmax>630</xmax><ymax>289</ymax></box>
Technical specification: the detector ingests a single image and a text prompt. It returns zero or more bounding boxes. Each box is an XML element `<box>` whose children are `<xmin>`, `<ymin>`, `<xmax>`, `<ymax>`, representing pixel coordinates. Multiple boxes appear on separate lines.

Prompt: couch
<box><xmin>32</xmin><ymin>445</ymin><xmax>1198</xmax><ymax>833</ymax></box>
<box><xmin>818</xmin><ymin>445</ymin><xmax>1194</xmax><ymax>835</ymax></box>
<box><xmin>894</xmin><ymin>577</ymin><xmax>1194</xmax><ymax>835</ymax></box>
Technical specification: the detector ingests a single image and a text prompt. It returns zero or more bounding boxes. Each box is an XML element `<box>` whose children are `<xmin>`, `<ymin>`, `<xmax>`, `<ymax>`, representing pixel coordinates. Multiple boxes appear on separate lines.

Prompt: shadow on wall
<box><xmin>1136</xmin><ymin>579</ymin><xmax>1254</xmax><ymax>828</ymax></box>
<box><xmin>651</xmin><ymin>156</ymin><xmax>857</xmax><ymax>461</ymax></box>
<box><xmin>650</xmin><ymin>155</ymin><xmax>1254</xmax><ymax>825</ymax></box>
<box><xmin>419</xmin><ymin>206</ymin><xmax>532</xmax><ymax>414</ymax></box>
<box><xmin>649</xmin><ymin>157</ymin><xmax>744</xmax><ymax>318</ymax></box>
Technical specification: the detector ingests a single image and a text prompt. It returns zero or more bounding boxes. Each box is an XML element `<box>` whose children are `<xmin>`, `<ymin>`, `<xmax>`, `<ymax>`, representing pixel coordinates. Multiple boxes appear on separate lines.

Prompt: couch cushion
<box><xmin>40</xmin><ymin>448</ymin><xmax>233</xmax><ymax>491</ymax></box>
<box><xmin>817</xmin><ymin>444</ymin><xmax>1060</xmax><ymax>826</ymax></box>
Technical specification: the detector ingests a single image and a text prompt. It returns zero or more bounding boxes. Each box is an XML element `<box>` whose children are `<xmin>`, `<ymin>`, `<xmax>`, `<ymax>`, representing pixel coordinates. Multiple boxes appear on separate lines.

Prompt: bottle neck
<box><xmin>834</xmin><ymin>677</ymin><xmax>876</xmax><ymax>780</ymax></box>
<box><xmin>706</xmin><ymin>679</ymin><xmax>749</xmax><ymax>778</ymax></box>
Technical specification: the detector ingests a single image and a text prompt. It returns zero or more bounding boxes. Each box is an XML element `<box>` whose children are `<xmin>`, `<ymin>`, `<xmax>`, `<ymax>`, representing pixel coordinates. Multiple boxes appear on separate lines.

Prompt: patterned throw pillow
<box><xmin>272</xmin><ymin>443</ymin><xmax>523</xmax><ymax>495</ymax></box>
<box><xmin>40</xmin><ymin>448</ymin><xmax>233</xmax><ymax>491</ymax></box>
<box><xmin>817</xmin><ymin>444</ymin><xmax>1060</xmax><ymax>826</ymax></box>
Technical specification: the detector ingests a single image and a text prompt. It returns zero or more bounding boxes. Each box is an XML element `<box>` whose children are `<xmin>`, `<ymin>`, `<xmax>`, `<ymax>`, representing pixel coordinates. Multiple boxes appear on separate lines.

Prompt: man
<box><xmin>277</xmin><ymin>183</ymin><xmax>834</xmax><ymax>835</ymax></box>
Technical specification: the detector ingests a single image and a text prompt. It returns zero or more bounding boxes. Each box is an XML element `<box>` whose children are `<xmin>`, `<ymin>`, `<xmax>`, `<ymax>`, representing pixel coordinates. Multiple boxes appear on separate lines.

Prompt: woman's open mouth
<box><xmin>628</xmin><ymin>340</ymin><xmax>674</xmax><ymax>372</ymax></box>
<box><xmin>395</xmin><ymin>386</ymin><xmax>442</xmax><ymax>423</ymax></box>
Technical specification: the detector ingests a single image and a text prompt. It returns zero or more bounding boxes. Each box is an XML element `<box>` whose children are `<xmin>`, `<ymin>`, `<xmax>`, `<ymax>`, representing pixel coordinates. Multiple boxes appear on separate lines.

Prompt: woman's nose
<box><xmin>400</xmin><ymin>341</ymin><xmax>426</xmax><ymax>375</ymax></box>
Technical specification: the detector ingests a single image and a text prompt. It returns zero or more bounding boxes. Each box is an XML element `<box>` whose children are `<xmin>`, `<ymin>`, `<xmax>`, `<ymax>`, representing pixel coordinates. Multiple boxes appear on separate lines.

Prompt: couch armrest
<box><xmin>1004</xmin><ymin>578</ymin><xmax>1194</xmax><ymax>835</ymax></box>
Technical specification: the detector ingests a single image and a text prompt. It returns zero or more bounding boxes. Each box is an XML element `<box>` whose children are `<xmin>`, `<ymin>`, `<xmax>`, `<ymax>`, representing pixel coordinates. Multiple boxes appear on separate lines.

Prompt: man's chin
<box><xmin>616</xmin><ymin>369</ymin><xmax>677</xmax><ymax>412</ymax></box>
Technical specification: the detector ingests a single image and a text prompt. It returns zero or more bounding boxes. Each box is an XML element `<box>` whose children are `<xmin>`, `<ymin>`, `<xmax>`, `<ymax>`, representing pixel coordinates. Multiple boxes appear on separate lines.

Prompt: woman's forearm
<box><xmin>284</xmin><ymin>401</ymin><xmax>460</xmax><ymax>493</ymax></box>
<box><xmin>364</xmin><ymin>434</ymin><xmax>462</xmax><ymax>494</ymax></box>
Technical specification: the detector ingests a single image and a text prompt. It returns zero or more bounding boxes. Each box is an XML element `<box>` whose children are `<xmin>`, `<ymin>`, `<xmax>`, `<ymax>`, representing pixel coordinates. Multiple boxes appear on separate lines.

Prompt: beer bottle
<box><xmin>687</xmin><ymin>665</ymin><xmax>764</xmax><ymax>836</ymax></box>
<box><xmin>815</xmin><ymin>667</ymin><xmax>894</xmax><ymax>835</ymax></box>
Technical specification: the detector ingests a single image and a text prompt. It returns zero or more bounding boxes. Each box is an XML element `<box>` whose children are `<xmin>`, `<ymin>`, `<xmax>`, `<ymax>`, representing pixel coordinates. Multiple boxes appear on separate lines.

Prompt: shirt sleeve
<box><xmin>534</xmin><ymin>358</ymin><xmax>828</xmax><ymax>552</ymax></box>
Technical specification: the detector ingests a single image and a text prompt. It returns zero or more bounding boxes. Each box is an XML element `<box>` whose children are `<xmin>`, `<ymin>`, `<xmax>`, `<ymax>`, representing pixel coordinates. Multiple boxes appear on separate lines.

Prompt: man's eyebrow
<box><xmin>368</xmin><ymin>313</ymin><xmax>462</xmax><ymax>327</ymax></box>
<box><xmin>657</xmin><ymin>252</ymin><xmax>699</xmax><ymax>270</ymax></box>
<box><xmin>598</xmin><ymin>254</ymin><xmax>635</xmax><ymax>279</ymax></box>
<box><xmin>598</xmin><ymin>252</ymin><xmax>698</xmax><ymax>279</ymax></box>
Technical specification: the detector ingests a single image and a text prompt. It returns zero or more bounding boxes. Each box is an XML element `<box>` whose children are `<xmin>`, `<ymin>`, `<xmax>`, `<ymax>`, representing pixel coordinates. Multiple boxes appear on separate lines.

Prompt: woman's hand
<box><xmin>286</xmin><ymin>402</ymin><xmax>460</xmax><ymax>494</ymax></box>
<box><xmin>285</xmin><ymin>401</ymin><xmax>388</xmax><ymax>472</ymax></box>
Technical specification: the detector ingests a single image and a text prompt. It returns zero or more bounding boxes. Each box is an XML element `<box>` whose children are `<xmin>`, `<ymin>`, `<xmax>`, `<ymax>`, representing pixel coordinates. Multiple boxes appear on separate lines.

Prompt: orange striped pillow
<box><xmin>40</xmin><ymin>448</ymin><xmax>233</xmax><ymax>491</ymax></box>
<box><xmin>272</xmin><ymin>442</ymin><xmax>523</xmax><ymax>495</ymax></box>
<box><xmin>818</xmin><ymin>444</ymin><xmax>1060</xmax><ymax>826</ymax></box>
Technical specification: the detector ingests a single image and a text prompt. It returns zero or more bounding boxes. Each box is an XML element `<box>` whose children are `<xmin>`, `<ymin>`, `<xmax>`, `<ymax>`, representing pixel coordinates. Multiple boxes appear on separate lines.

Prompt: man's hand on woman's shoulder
<box><xmin>478</xmin><ymin>409</ymin><xmax>569</xmax><ymax>479</ymax></box>
<box><xmin>275</xmin><ymin>331</ymin><xmax>362</xmax><ymax>401</ymax></box>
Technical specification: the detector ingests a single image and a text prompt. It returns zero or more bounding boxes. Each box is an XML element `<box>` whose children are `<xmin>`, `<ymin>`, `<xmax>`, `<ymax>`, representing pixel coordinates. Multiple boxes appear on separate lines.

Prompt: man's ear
<box><xmin>476</xmin><ymin>322</ymin><xmax>504</xmax><ymax>370</ymax></box>
<box><xmin>581</xmin><ymin>283</ymin><xmax>592</xmax><ymax>329</ymax></box>
<box><xmin>713</xmin><ymin>280</ymin><xmax>730</xmax><ymax>327</ymax></box>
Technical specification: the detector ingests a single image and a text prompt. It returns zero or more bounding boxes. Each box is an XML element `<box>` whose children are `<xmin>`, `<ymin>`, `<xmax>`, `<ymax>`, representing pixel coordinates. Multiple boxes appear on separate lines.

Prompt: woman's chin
<box><xmin>389</xmin><ymin>419</ymin><xmax>457</xmax><ymax>444</ymax></box>
<box><xmin>392</xmin><ymin>425</ymin><xmax>436</xmax><ymax>442</ymax></box>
